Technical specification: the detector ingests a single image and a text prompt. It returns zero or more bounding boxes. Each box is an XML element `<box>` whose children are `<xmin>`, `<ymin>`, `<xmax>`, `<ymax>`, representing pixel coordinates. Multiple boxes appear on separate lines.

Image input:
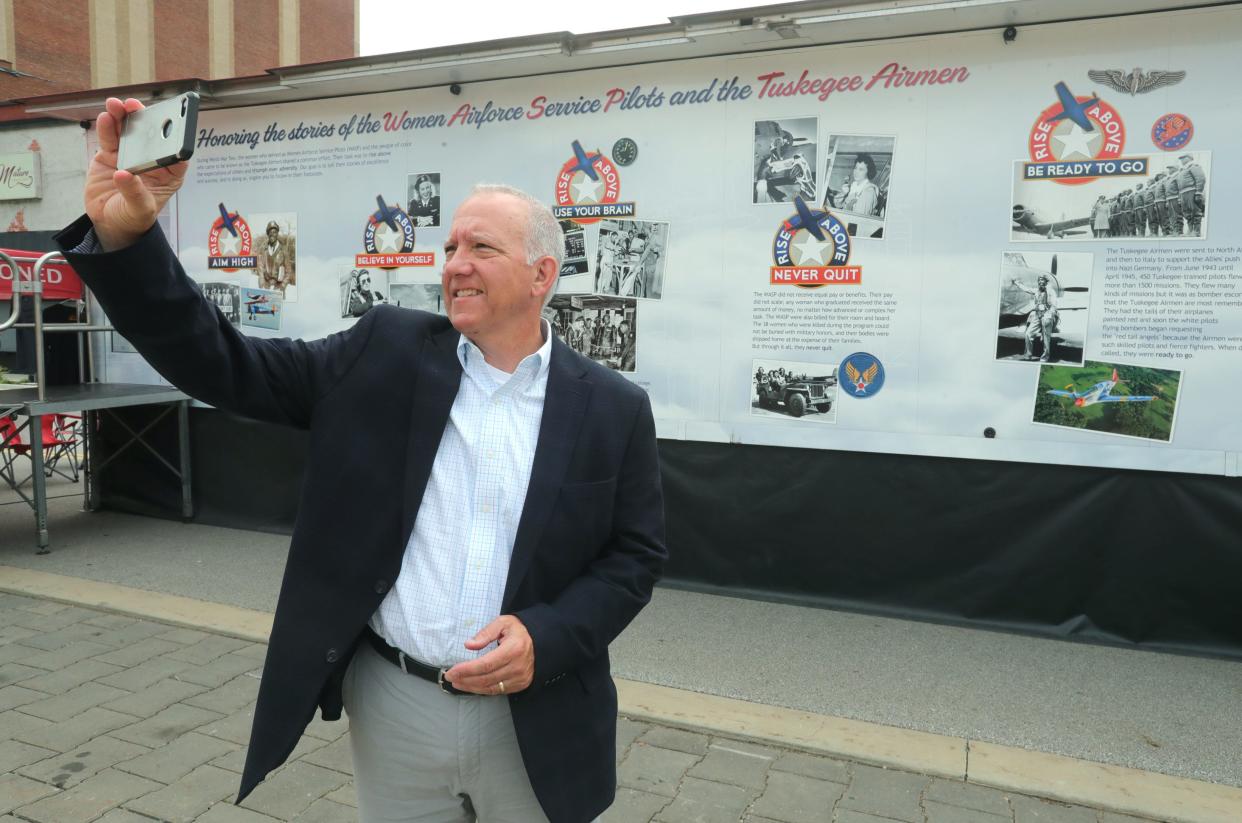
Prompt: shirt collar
<box><xmin>456</xmin><ymin>318</ymin><xmax>552</xmax><ymax>384</ymax></box>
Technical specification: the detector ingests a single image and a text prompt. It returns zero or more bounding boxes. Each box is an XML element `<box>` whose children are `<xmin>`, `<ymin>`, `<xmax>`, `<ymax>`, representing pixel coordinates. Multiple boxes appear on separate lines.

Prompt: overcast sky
<box><xmin>359</xmin><ymin>1</ymin><xmax>796</xmax><ymax>56</ymax></box>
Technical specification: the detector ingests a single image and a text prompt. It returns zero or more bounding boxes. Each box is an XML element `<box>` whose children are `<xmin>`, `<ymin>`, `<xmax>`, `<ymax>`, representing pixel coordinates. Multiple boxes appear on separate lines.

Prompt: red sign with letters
<box><xmin>0</xmin><ymin>248</ymin><xmax>83</xmax><ymax>300</ymax></box>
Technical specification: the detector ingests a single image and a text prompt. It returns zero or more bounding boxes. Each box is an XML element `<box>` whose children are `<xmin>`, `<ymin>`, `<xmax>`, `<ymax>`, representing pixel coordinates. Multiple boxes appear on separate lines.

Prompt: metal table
<box><xmin>1</xmin><ymin>383</ymin><xmax>192</xmax><ymax>552</ymax></box>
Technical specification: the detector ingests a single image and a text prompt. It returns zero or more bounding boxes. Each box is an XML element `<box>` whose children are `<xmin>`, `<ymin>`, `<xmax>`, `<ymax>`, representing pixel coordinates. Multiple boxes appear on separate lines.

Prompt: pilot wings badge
<box><xmin>1087</xmin><ymin>68</ymin><xmax>1186</xmax><ymax>96</ymax></box>
<box><xmin>840</xmin><ymin>352</ymin><xmax>885</xmax><ymax>398</ymax></box>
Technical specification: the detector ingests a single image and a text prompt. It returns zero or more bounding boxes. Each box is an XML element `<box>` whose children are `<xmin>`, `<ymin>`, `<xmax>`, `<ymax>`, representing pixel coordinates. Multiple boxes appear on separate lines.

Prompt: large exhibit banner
<box><xmin>97</xmin><ymin>5</ymin><xmax>1242</xmax><ymax>476</ymax></box>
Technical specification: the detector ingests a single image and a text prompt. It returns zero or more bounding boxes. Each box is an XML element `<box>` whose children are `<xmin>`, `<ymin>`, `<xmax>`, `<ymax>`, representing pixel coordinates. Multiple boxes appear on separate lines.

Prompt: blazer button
<box><xmin>374</xmin><ymin>580</ymin><xmax>390</xmax><ymax>595</ymax></box>
<box><xmin>325</xmin><ymin>648</ymin><xmax>339</xmax><ymax>664</ymax></box>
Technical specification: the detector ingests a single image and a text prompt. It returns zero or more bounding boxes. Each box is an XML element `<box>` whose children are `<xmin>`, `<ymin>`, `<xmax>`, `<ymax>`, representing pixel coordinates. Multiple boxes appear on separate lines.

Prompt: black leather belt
<box><xmin>364</xmin><ymin>627</ymin><xmax>464</xmax><ymax>695</ymax></box>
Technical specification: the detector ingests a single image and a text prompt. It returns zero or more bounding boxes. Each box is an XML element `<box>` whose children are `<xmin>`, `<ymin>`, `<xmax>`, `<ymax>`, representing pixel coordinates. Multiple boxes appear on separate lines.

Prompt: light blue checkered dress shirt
<box><xmin>370</xmin><ymin>321</ymin><xmax>552</xmax><ymax>667</ymax></box>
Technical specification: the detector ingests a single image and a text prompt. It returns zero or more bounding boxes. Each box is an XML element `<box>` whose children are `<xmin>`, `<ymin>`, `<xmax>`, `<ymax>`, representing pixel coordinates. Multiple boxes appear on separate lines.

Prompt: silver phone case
<box><xmin>117</xmin><ymin>92</ymin><xmax>200</xmax><ymax>174</ymax></box>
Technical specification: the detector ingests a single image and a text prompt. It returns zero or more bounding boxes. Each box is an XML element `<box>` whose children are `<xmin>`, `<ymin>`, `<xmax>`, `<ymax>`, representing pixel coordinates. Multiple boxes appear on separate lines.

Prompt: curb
<box><xmin>2</xmin><ymin>565</ymin><xmax>1239</xmax><ymax>823</ymax></box>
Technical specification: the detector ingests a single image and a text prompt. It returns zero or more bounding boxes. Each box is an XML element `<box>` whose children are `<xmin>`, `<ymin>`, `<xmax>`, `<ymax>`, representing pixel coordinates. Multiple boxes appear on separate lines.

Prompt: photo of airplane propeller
<box><xmin>1047</xmin><ymin>368</ymin><xmax>1154</xmax><ymax>407</ymax></box>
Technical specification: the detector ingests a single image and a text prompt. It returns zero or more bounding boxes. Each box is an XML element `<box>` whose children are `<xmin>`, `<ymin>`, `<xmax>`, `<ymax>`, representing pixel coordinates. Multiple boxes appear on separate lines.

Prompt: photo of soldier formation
<box><xmin>1010</xmin><ymin>151</ymin><xmax>1210</xmax><ymax>242</ymax></box>
<box><xmin>1088</xmin><ymin>153</ymin><xmax>1207</xmax><ymax>238</ymax></box>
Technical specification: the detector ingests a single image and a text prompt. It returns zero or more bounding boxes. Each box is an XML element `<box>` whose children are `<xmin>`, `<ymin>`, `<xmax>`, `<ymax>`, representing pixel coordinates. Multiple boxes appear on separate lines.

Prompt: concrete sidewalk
<box><xmin>0</xmin><ymin>588</ymin><xmax>1162</xmax><ymax>823</ymax></box>
<box><xmin>2</xmin><ymin>479</ymin><xmax>1242</xmax><ymax>821</ymax></box>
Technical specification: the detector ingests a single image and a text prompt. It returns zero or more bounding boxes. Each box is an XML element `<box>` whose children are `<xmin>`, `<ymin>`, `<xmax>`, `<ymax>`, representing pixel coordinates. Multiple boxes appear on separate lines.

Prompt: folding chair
<box><xmin>0</xmin><ymin>414</ymin><xmax>31</xmax><ymax>493</ymax></box>
<box><xmin>43</xmin><ymin>414</ymin><xmax>82</xmax><ymax>482</ymax></box>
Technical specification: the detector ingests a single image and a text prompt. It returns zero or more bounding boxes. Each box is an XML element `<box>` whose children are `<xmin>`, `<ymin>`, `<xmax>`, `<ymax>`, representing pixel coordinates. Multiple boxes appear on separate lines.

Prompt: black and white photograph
<box><xmin>340</xmin><ymin>267</ymin><xmax>390</xmax><ymax>319</ymax></box>
<box><xmin>821</xmin><ymin>134</ymin><xmax>895</xmax><ymax>239</ymax></box>
<box><xmin>1010</xmin><ymin>151</ymin><xmax>1211</xmax><ymax>242</ymax></box>
<box><xmin>390</xmin><ymin>282</ymin><xmax>444</xmax><ymax>314</ymax></box>
<box><xmin>750</xmin><ymin>358</ymin><xmax>838</xmax><ymax>423</ymax></box>
<box><xmin>407</xmin><ymin>172</ymin><xmax>441</xmax><ymax>228</ymax></box>
<box><xmin>545</xmin><ymin>294</ymin><xmax>638</xmax><ymax>372</ymax></box>
<box><xmin>249</xmin><ymin>212</ymin><xmax>298</xmax><ymax>301</ymax></box>
<box><xmin>199</xmin><ymin>281</ymin><xmax>241</xmax><ymax>326</ymax></box>
<box><xmin>995</xmin><ymin>252</ymin><xmax>1091</xmax><ymax>365</ymax></box>
<box><xmin>558</xmin><ymin>219</ymin><xmax>591</xmax><ymax>282</ymax></box>
<box><xmin>753</xmin><ymin>117</ymin><xmax>818</xmax><ymax>204</ymax></box>
<box><xmin>593</xmin><ymin>218</ymin><xmax>669</xmax><ymax>299</ymax></box>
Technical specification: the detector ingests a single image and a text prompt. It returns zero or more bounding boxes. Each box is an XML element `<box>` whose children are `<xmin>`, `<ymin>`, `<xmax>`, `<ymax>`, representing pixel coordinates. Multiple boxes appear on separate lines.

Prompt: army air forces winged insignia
<box><xmin>1087</xmin><ymin>68</ymin><xmax>1186</xmax><ymax>96</ymax></box>
<box><xmin>840</xmin><ymin>352</ymin><xmax>885</xmax><ymax>399</ymax></box>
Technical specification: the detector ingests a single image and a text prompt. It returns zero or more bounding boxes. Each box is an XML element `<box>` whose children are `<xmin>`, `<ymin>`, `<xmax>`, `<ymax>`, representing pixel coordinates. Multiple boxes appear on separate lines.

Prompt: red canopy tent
<box><xmin>0</xmin><ymin>248</ymin><xmax>83</xmax><ymax>300</ymax></box>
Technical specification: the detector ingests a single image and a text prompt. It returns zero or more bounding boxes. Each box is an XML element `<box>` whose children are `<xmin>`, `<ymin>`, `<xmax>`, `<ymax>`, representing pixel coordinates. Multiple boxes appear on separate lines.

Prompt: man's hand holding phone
<box><xmin>86</xmin><ymin>97</ymin><xmax>189</xmax><ymax>252</ymax></box>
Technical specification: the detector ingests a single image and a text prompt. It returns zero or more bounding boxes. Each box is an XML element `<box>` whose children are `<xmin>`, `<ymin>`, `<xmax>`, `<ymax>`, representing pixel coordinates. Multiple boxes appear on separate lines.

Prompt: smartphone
<box><xmin>116</xmin><ymin>92</ymin><xmax>199</xmax><ymax>174</ymax></box>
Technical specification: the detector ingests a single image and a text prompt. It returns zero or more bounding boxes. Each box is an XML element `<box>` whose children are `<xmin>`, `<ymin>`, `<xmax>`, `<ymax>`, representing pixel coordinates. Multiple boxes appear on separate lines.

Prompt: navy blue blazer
<box><xmin>57</xmin><ymin>216</ymin><xmax>667</xmax><ymax>823</ymax></box>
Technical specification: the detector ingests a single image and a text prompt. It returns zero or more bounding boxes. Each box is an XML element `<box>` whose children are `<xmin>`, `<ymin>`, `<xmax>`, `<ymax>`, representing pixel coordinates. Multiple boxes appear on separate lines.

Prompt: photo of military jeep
<box><xmin>755</xmin><ymin>372</ymin><xmax>836</xmax><ymax>417</ymax></box>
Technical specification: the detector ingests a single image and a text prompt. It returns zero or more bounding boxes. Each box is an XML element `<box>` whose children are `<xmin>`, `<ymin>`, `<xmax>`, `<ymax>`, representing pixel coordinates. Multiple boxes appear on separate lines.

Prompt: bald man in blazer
<box><xmin>59</xmin><ymin>97</ymin><xmax>666</xmax><ymax>823</ymax></box>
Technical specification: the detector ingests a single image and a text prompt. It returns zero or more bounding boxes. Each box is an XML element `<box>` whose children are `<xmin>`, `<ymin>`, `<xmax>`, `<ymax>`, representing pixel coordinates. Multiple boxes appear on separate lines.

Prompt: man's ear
<box><xmin>533</xmin><ymin>256</ymin><xmax>559</xmax><ymax>300</ymax></box>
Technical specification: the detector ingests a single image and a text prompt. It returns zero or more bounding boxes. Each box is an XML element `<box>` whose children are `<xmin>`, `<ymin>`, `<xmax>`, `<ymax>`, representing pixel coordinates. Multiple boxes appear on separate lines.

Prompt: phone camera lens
<box><xmin>161</xmin><ymin>119</ymin><xmax>172</xmax><ymax>138</ymax></box>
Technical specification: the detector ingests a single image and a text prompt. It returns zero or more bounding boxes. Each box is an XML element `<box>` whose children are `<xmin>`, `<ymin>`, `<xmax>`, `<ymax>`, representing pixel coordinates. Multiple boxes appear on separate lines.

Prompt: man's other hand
<box><xmin>444</xmin><ymin>615</ymin><xmax>535</xmax><ymax>695</ymax></box>
<box><xmin>86</xmin><ymin>97</ymin><xmax>188</xmax><ymax>252</ymax></box>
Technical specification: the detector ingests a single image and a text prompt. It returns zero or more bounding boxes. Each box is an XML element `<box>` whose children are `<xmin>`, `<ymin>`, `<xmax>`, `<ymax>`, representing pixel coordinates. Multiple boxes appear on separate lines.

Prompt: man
<box><xmin>1163</xmin><ymin>163</ymin><xmax>1183</xmax><ymax>236</ymax></box>
<box><xmin>1090</xmin><ymin>195</ymin><xmax>1110</xmax><ymax>238</ymax></box>
<box><xmin>58</xmin><ymin>97</ymin><xmax>666</xmax><ymax>823</ymax></box>
<box><xmin>1150</xmin><ymin>172</ymin><xmax>1167</xmax><ymax>237</ymax></box>
<box><xmin>1176</xmin><ymin>154</ymin><xmax>1206</xmax><ymax>237</ymax></box>
<box><xmin>1142</xmin><ymin>176</ymin><xmax>1159</xmax><ymax>238</ymax></box>
<box><xmin>616</xmin><ymin>232</ymin><xmax>647</xmax><ymax>297</ymax></box>
<box><xmin>618</xmin><ymin>320</ymin><xmax>635</xmax><ymax>372</ymax></box>
<box><xmin>569</xmin><ymin>316</ymin><xmax>590</xmax><ymax>357</ymax></box>
<box><xmin>1012</xmin><ymin>274</ymin><xmax>1059</xmax><ymax>362</ymax></box>
<box><xmin>1132</xmin><ymin>183</ymin><xmax>1147</xmax><ymax>237</ymax></box>
<box><xmin>596</xmin><ymin>228</ymin><xmax>620</xmax><ymax>294</ymax></box>
<box><xmin>256</xmin><ymin>220</ymin><xmax>291</xmax><ymax>294</ymax></box>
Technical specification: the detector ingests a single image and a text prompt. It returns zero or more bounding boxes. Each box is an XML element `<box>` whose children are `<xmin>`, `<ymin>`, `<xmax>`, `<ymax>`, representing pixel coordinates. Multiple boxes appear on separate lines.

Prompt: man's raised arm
<box><xmin>85</xmin><ymin>97</ymin><xmax>188</xmax><ymax>252</ymax></box>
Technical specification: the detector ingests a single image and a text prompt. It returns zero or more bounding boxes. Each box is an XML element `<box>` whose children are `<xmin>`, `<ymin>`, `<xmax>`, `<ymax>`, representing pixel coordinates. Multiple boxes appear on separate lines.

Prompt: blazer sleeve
<box><xmin>515</xmin><ymin>391</ymin><xmax>667</xmax><ymax>686</ymax></box>
<box><xmin>55</xmin><ymin>215</ymin><xmax>377</xmax><ymax>429</ymax></box>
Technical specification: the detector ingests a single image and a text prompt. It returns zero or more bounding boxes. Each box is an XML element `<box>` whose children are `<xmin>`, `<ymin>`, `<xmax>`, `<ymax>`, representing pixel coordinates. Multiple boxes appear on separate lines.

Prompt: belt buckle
<box><xmin>437</xmin><ymin>668</ymin><xmax>453</xmax><ymax>694</ymax></box>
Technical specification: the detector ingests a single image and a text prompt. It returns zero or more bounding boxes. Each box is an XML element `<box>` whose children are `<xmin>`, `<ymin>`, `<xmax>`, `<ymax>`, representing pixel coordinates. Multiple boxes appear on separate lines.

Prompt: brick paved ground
<box><xmin>0</xmin><ymin>594</ymin><xmax>1160</xmax><ymax>822</ymax></box>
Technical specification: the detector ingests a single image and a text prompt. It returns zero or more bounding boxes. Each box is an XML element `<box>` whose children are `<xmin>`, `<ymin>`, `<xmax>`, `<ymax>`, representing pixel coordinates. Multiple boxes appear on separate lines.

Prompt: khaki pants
<box><xmin>344</xmin><ymin>642</ymin><xmax>552</xmax><ymax>823</ymax></box>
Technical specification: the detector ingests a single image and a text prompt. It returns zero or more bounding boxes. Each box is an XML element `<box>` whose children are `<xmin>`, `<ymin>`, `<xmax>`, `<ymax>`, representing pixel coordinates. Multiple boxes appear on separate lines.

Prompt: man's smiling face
<box><xmin>442</xmin><ymin>192</ymin><xmax>542</xmax><ymax>347</ymax></box>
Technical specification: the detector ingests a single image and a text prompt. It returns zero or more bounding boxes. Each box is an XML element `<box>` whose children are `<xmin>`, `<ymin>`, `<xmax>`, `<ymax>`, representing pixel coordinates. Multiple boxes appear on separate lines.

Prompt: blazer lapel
<box><xmin>503</xmin><ymin>339</ymin><xmax>590</xmax><ymax>610</ymax></box>
<box><xmin>401</xmin><ymin>325</ymin><xmax>463</xmax><ymax>543</ymax></box>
